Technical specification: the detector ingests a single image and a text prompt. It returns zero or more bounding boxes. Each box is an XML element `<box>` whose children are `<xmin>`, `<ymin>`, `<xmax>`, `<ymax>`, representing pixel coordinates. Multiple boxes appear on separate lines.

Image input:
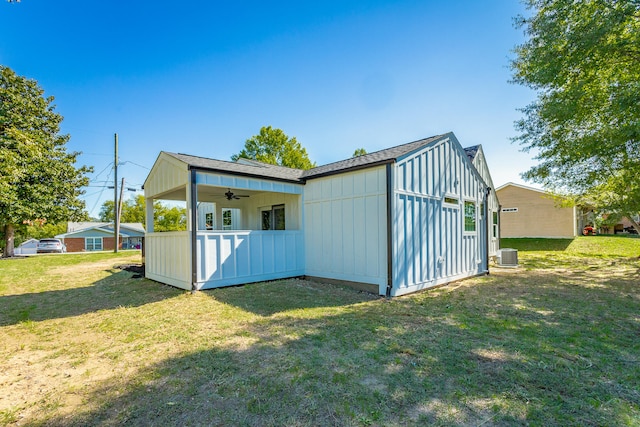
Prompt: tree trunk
<box><xmin>629</xmin><ymin>217</ymin><xmax>640</xmax><ymax>235</ymax></box>
<box><xmin>3</xmin><ymin>223</ymin><xmax>15</xmax><ymax>258</ymax></box>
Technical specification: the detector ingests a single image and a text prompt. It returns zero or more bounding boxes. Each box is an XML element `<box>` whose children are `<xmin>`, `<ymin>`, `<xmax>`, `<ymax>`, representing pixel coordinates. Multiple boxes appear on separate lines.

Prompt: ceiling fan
<box><xmin>222</xmin><ymin>188</ymin><xmax>249</xmax><ymax>200</ymax></box>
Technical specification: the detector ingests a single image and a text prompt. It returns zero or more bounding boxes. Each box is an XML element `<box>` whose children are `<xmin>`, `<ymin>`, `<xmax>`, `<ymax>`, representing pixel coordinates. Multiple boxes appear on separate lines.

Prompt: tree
<box><xmin>577</xmin><ymin>169</ymin><xmax>640</xmax><ymax>233</ymax></box>
<box><xmin>98</xmin><ymin>195</ymin><xmax>186</xmax><ymax>231</ymax></box>
<box><xmin>0</xmin><ymin>66</ymin><xmax>91</xmax><ymax>256</ymax></box>
<box><xmin>231</xmin><ymin>126</ymin><xmax>316</xmax><ymax>170</ymax></box>
<box><xmin>352</xmin><ymin>148</ymin><xmax>367</xmax><ymax>157</ymax></box>
<box><xmin>99</xmin><ymin>195</ymin><xmax>146</xmax><ymax>223</ymax></box>
<box><xmin>511</xmin><ymin>0</ymin><xmax>640</xmax><ymax>231</ymax></box>
<box><xmin>25</xmin><ymin>222</ymin><xmax>67</xmax><ymax>242</ymax></box>
<box><xmin>154</xmin><ymin>205</ymin><xmax>187</xmax><ymax>232</ymax></box>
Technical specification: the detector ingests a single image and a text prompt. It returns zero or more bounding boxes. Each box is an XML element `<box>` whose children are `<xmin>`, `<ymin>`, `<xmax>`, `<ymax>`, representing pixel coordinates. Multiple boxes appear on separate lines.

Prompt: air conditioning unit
<box><xmin>498</xmin><ymin>248</ymin><xmax>518</xmax><ymax>267</ymax></box>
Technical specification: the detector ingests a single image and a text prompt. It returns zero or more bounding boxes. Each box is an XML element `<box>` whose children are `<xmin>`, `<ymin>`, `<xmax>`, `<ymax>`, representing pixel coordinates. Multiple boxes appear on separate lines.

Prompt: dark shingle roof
<box><xmin>463</xmin><ymin>145</ymin><xmax>479</xmax><ymax>163</ymax></box>
<box><xmin>165</xmin><ymin>152</ymin><xmax>306</xmax><ymax>183</ymax></box>
<box><xmin>164</xmin><ymin>132</ymin><xmax>452</xmax><ymax>183</ymax></box>
<box><xmin>302</xmin><ymin>133</ymin><xmax>448</xmax><ymax>179</ymax></box>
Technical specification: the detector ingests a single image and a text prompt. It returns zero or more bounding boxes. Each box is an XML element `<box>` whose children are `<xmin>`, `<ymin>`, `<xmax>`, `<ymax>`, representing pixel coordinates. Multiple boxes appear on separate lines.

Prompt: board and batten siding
<box><xmin>392</xmin><ymin>137</ymin><xmax>487</xmax><ymax>296</ymax></box>
<box><xmin>145</xmin><ymin>231</ymin><xmax>191</xmax><ymax>290</ymax></box>
<box><xmin>470</xmin><ymin>148</ymin><xmax>500</xmax><ymax>257</ymax></box>
<box><xmin>144</xmin><ymin>155</ymin><xmax>189</xmax><ymax>199</ymax></box>
<box><xmin>196</xmin><ymin>230</ymin><xmax>304</xmax><ymax>289</ymax></box>
<box><xmin>304</xmin><ymin>166</ymin><xmax>388</xmax><ymax>295</ymax></box>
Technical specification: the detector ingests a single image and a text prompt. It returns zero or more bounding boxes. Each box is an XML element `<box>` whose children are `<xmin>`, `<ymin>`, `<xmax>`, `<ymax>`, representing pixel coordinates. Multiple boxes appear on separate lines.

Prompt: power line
<box><xmin>90</xmin><ymin>162</ymin><xmax>114</xmax><ymax>183</ymax></box>
<box><xmin>120</xmin><ymin>160</ymin><xmax>150</xmax><ymax>170</ymax></box>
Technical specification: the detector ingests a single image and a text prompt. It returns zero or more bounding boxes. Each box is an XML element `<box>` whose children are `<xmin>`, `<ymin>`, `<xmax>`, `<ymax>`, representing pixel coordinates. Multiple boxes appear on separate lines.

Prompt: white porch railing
<box><xmin>196</xmin><ymin>230</ymin><xmax>304</xmax><ymax>289</ymax></box>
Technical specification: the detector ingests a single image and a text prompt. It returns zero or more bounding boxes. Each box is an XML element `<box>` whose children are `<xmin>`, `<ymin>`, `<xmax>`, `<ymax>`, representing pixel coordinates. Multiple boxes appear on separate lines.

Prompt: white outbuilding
<box><xmin>143</xmin><ymin>132</ymin><xmax>499</xmax><ymax>297</ymax></box>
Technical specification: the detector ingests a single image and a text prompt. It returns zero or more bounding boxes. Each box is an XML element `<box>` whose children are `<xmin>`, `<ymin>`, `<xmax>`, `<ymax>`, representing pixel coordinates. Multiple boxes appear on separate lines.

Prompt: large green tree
<box><xmin>0</xmin><ymin>66</ymin><xmax>91</xmax><ymax>256</ymax></box>
<box><xmin>231</xmin><ymin>126</ymin><xmax>316</xmax><ymax>170</ymax></box>
<box><xmin>511</xmin><ymin>0</ymin><xmax>640</xmax><ymax>231</ymax></box>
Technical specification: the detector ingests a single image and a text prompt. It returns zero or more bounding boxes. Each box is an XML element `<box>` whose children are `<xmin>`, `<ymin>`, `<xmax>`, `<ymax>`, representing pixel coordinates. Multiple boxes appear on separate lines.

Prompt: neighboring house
<box><xmin>599</xmin><ymin>215</ymin><xmax>640</xmax><ymax>235</ymax></box>
<box><xmin>496</xmin><ymin>182</ymin><xmax>579</xmax><ymax>238</ymax></box>
<box><xmin>56</xmin><ymin>222</ymin><xmax>145</xmax><ymax>252</ymax></box>
<box><xmin>14</xmin><ymin>238</ymin><xmax>39</xmax><ymax>255</ymax></box>
<box><xmin>144</xmin><ymin>132</ymin><xmax>498</xmax><ymax>297</ymax></box>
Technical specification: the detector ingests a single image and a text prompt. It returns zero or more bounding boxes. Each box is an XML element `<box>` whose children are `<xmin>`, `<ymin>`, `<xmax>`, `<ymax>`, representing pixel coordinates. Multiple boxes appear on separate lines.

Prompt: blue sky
<box><xmin>1</xmin><ymin>0</ymin><xmax>537</xmax><ymax>217</ymax></box>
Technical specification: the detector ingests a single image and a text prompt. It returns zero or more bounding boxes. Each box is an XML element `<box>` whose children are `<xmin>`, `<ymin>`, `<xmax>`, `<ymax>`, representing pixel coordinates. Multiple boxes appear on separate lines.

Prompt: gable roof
<box><xmin>155</xmin><ymin>132</ymin><xmax>480</xmax><ymax>184</ymax></box>
<box><xmin>164</xmin><ymin>152</ymin><xmax>306</xmax><ymax>183</ymax></box>
<box><xmin>59</xmin><ymin>222</ymin><xmax>145</xmax><ymax>238</ymax></box>
<box><xmin>302</xmin><ymin>133</ymin><xmax>449</xmax><ymax>179</ymax></box>
<box><xmin>495</xmin><ymin>182</ymin><xmax>548</xmax><ymax>195</ymax></box>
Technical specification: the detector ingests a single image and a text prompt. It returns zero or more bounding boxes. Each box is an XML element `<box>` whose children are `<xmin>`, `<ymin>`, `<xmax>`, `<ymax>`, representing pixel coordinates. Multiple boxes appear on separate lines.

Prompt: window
<box><xmin>85</xmin><ymin>237</ymin><xmax>103</xmax><ymax>251</ymax></box>
<box><xmin>464</xmin><ymin>201</ymin><xmax>476</xmax><ymax>232</ymax></box>
<box><xmin>222</xmin><ymin>209</ymin><xmax>232</xmax><ymax>230</ymax></box>
<box><xmin>444</xmin><ymin>196</ymin><xmax>459</xmax><ymax>205</ymax></box>
<box><xmin>501</xmin><ymin>207</ymin><xmax>518</xmax><ymax>213</ymax></box>
<box><xmin>492</xmin><ymin>211</ymin><xmax>499</xmax><ymax>238</ymax></box>
<box><xmin>205</xmin><ymin>212</ymin><xmax>214</xmax><ymax>230</ymax></box>
<box><xmin>221</xmin><ymin>208</ymin><xmax>242</xmax><ymax>230</ymax></box>
<box><xmin>260</xmin><ymin>205</ymin><xmax>285</xmax><ymax>230</ymax></box>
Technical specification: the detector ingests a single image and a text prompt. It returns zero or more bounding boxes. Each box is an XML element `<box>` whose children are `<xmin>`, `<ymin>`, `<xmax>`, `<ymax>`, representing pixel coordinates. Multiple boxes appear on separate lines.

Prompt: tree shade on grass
<box><xmin>1</xmin><ymin>237</ymin><xmax>639</xmax><ymax>425</ymax></box>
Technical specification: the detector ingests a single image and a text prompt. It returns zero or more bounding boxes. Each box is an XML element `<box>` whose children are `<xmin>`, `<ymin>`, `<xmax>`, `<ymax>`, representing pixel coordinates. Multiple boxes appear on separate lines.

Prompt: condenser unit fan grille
<box><xmin>498</xmin><ymin>248</ymin><xmax>518</xmax><ymax>266</ymax></box>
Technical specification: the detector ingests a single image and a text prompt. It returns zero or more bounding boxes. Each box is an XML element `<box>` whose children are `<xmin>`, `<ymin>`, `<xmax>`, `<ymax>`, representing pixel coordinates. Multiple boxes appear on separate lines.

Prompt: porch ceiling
<box><xmin>152</xmin><ymin>185</ymin><xmax>297</xmax><ymax>203</ymax></box>
<box><xmin>196</xmin><ymin>186</ymin><xmax>265</xmax><ymax>203</ymax></box>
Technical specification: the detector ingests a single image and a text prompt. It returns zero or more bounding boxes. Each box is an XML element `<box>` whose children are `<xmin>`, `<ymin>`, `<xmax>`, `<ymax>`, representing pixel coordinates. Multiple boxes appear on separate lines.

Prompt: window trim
<box><xmin>205</xmin><ymin>212</ymin><xmax>214</xmax><ymax>230</ymax></box>
<box><xmin>464</xmin><ymin>200</ymin><xmax>477</xmax><ymax>233</ymax></box>
<box><xmin>260</xmin><ymin>204</ymin><xmax>286</xmax><ymax>230</ymax></box>
<box><xmin>443</xmin><ymin>194</ymin><xmax>460</xmax><ymax>207</ymax></box>
<box><xmin>85</xmin><ymin>237</ymin><xmax>103</xmax><ymax>251</ymax></box>
<box><xmin>222</xmin><ymin>208</ymin><xmax>232</xmax><ymax>230</ymax></box>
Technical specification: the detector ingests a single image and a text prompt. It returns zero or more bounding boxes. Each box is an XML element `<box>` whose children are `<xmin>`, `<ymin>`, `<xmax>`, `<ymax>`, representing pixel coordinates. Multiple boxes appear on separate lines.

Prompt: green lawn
<box><xmin>1</xmin><ymin>238</ymin><xmax>639</xmax><ymax>426</ymax></box>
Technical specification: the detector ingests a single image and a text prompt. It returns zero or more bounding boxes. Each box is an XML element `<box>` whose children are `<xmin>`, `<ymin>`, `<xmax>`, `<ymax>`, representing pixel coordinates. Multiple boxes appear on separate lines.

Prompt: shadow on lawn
<box><xmin>500</xmin><ymin>238</ymin><xmax>573</xmax><ymax>252</ymax></box>
<box><xmin>0</xmin><ymin>271</ymin><xmax>181</xmax><ymax>326</ymax></box>
<box><xmin>209</xmin><ymin>278</ymin><xmax>379</xmax><ymax>316</ymax></box>
<box><xmin>32</xmin><ymin>271</ymin><xmax>639</xmax><ymax>427</ymax></box>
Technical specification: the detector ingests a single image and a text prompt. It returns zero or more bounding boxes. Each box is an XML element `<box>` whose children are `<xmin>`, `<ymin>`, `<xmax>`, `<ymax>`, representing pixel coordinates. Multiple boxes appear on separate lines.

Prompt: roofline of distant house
<box><xmin>496</xmin><ymin>181</ymin><xmax>548</xmax><ymax>195</ymax></box>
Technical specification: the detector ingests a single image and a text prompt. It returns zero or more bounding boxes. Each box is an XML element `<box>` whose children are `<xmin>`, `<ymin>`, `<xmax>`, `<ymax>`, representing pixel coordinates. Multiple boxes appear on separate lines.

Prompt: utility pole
<box><xmin>114</xmin><ymin>133</ymin><xmax>119</xmax><ymax>253</ymax></box>
<box><xmin>117</xmin><ymin>177</ymin><xmax>125</xmax><ymax>252</ymax></box>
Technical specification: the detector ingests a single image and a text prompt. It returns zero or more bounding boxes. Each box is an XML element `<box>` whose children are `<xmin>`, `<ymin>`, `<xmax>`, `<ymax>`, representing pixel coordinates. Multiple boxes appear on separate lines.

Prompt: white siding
<box><xmin>304</xmin><ymin>166</ymin><xmax>388</xmax><ymax>294</ymax></box>
<box><xmin>392</xmin><ymin>137</ymin><xmax>487</xmax><ymax>296</ymax></box>
<box><xmin>471</xmin><ymin>147</ymin><xmax>500</xmax><ymax>256</ymax></box>
<box><xmin>196</xmin><ymin>230</ymin><xmax>304</xmax><ymax>289</ymax></box>
<box><xmin>144</xmin><ymin>155</ymin><xmax>188</xmax><ymax>199</ymax></box>
<box><xmin>145</xmin><ymin>231</ymin><xmax>191</xmax><ymax>290</ymax></box>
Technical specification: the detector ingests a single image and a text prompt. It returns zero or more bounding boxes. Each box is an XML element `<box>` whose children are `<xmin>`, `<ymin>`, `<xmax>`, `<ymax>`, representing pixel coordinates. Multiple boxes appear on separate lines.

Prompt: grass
<box><xmin>0</xmin><ymin>238</ymin><xmax>639</xmax><ymax>426</ymax></box>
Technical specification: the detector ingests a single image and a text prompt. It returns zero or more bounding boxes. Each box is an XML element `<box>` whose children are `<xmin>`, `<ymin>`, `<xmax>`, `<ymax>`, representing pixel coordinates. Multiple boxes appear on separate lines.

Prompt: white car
<box><xmin>37</xmin><ymin>238</ymin><xmax>66</xmax><ymax>254</ymax></box>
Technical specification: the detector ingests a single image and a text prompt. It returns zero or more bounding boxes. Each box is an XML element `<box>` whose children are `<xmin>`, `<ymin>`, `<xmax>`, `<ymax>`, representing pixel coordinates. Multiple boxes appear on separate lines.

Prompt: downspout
<box><xmin>189</xmin><ymin>168</ymin><xmax>198</xmax><ymax>293</ymax></box>
<box><xmin>386</xmin><ymin>163</ymin><xmax>393</xmax><ymax>297</ymax></box>
<box><xmin>484</xmin><ymin>187</ymin><xmax>491</xmax><ymax>274</ymax></box>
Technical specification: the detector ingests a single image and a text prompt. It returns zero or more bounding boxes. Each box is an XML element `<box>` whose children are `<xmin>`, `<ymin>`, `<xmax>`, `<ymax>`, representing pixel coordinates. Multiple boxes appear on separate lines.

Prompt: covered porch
<box><xmin>144</xmin><ymin>152</ymin><xmax>305</xmax><ymax>291</ymax></box>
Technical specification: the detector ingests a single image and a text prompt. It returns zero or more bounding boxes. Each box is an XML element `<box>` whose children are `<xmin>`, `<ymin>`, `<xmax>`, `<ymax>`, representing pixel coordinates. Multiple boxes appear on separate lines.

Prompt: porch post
<box><xmin>188</xmin><ymin>168</ymin><xmax>198</xmax><ymax>291</ymax></box>
<box><xmin>145</xmin><ymin>197</ymin><xmax>154</xmax><ymax>233</ymax></box>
